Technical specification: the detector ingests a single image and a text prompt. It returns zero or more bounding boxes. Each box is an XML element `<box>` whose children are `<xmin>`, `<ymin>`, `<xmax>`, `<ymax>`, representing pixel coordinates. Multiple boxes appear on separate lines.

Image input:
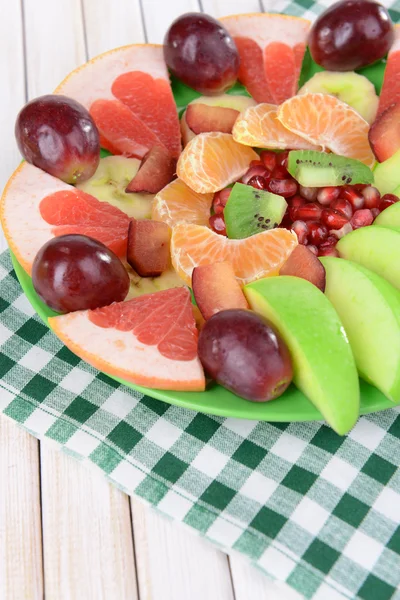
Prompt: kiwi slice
<box><xmin>224</xmin><ymin>183</ymin><xmax>287</xmax><ymax>239</ymax></box>
<box><xmin>288</xmin><ymin>150</ymin><xmax>374</xmax><ymax>187</ymax></box>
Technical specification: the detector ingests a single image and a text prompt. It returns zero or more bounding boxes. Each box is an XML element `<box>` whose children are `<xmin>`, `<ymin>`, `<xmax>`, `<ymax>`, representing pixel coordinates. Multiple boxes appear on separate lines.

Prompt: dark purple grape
<box><xmin>164</xmin><ymin>13</ymin><xmax>239</xmax><ymax>95</ymax></box>
<box><xmin>198</xmin><ymin>309</ymin><xmax>293</xmax><ymax>402</ymax></box>
<box><xmin>32</xmin><ymin>234</ymin><xmax>129</xmax><ymax>313</ymax></box>
<box><xmin>309</xmin><ymin>0</ymin><xmax>394</xmax><ymax>71</ymax></box>
<box><xmin>15</xmin><ymin>95</ymin><xmax>100</xmax><ymax>184</ymax></box>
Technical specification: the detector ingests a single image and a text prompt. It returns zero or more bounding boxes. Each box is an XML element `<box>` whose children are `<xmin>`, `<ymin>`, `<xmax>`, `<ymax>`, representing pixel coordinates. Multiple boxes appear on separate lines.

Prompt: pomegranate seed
<box><xmin>342</xmin><ymin>187</ymin><xmax>365</xmax><ymax>210</ymax></box>
<box><xmin>330</xmin><ymin>198</ymin><xmax>353</xmax><ymax>220</ymax></box>
<box><xmin>260</xmin><ymin>151</ymin><xmax>277</xmax><ymax>171</ymax></box>
<box><xmin>289</xmin><ymin>195</ymin><xmax>306</xmax><ymax>208</ymax></box>
<box><xmin>241</xmin><ymin>165</ymin><xmax>270</xmax><ymax>184</ymax></box>
<box><xmin>308</xmin><ymin>221</ymin><xmax>329</xmax><ymax>246</ymax></box>
<box><xmin>249</xmin><ymin>159</ymin><xmax>263</xmax><ymax>167</ymax></box>
<box><xmin>280</xmin><ymin>213</ymin><xmax>292</xmax><ymax>229</ymax></box>
<box><xmin>294</xmin><ymin>202</ymin><xmax>323</xmax><ymax>221</ymax></box>
<box><xmin>291</xmin><ymin>220</ymin><xmax>309</xmax><ymax>245</ymax></box>
<box><xmin>277</xmin><ymin>150</ymin><xmax>289</xmax><ymax>168</ymax></box>
<box><xmin>307</xmin><ymin>245</ymin><xmax>318</xmax><ymax>256</ymax></box>
<box><xmin>319</xmin><ymin>235</ymin><xmax>337</xmax><ymax>249</ymax></box>
<box><xmin>353</xmin><ymin>184</ymin><xmax>368</xmax><ymax>191</ymax></box>
<box><xmin>362</xmin><ymin>186</ymin><xmax>381</xmax><ymax>209</ymax></box>
<box><xmin>351</xmin><ymin>209</ymin><xmax>374</xmax><ymax>229</ymax></box>
<box><xmin>318</xmin><ymin>246</ymin><xmax>339</xmax><ymax>257</ymax></box>
<box><xmin>248</xmin><ymin>175</ymin><xmax>269</xmax><ymax>190</ymax></box>
<box><xmin>317</xmin><ymin>186</ymin><xmax>340</xmax><ymax>206</ymax></box>
<box><xmin>272</xmin><ymin>165</ymin><xmax>289</xmax><ymax>179</ymax></box>
<box><xmin>268</xmin><ymin>178</ymin><xmax>298</xmax><ymax>198</ymax></box>
<box><xmin>371</xmin><ymin>207</ymin><xmax>380</xmax><ymax>219</ymax></box>
<box><xmin>331</xmin><ymin>222</ymin><xmax>353</xmax><ymax>239</ymax></box>
<box><xmin>212</xmin><ymin>188</ymin><xmax>231</xmax><ymax>214</ymax></box>
<box><xmin>380</xmin><ymin>193</ymin><xmax>399</xmax><ymax>211</ymax></box>
<box><xmin>299</xmin><ymin>185</ymin><xmax>318</xmax><ymax>202</ymax></box>
<box><xmin>321</xmin><ymin>208</ymin><xmax>349</xmax><ymax>230</ymax></box>
<box><xmin>209</xmin><ymin>214</ymin><xmax>227</xmax><ymax>236</ymax></box>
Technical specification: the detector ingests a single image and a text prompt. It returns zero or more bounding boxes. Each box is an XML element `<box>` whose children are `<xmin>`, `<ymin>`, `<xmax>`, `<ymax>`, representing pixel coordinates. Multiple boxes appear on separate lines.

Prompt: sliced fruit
<box><xmin>125</xmin><ymin>145</ymin><xmax>176</xmax><ymax>194</ymax></box>
<box><xmin>224</xmin><ymin>183</ymin><xmax>287</xmax><ymax>239</ymax></box>
<box><xmin>151</xmin><ymin>178</ymin><xmax>213</xmax><ymax>228</ymax></box>
<box><xmin>77</xmin><ymin>155</ymin><xmax>152</xmax><ymax>219</ymax></box>
<box><xmin>49</xmin><ymin>287</ymin><xmax>205</xmax><ymax>391</ymax></box>
<box><xmin>220</xmin><ymin>14</ymin><xmax>310</xmax><ymax>104</ymax></box>
<box><xmin>369</xmin><ymin>103</ymin><xmax>400</xmax><ymax>163</ymax></box>
<box><xmin>337</xmin><ymin>226</ymin><xmax>400</xmax><ymax>290</ymax></box>
<box><xmin>244</xmin><ymin>276</ymin><xmax>359</xmax><ymax>435</ymax></box>
<box><xmin>125</xmin><ymin>264</ymin><xmax>185</xmax><ymax>300</ymax></box>
<box><xmin>232</xmin><ymin>103</ymin><xmax>321</xmax><ymax>150</ymax></box>
<box><xmin>0</xmin><ymin>162</ymin><xmax>130</xmax><ymax>275</ymax></box>
<box><xmin>374</xmin><ymin>200</ymin><xmax>400</xmax><ymax>227</ymax></box>
<box><xmin>277</xmin><ymin>93</ymin><xmax>375</xmax><ymax>167</ymax></box>
<box><xmin>373</xmin><ymin>149</ymin><xmax>400</xmax><ymax>196</ymax></box>
<box><xmin>287</xmin><ymin>150</ymin><xmax>373</xmax><ymax>187</ymax></box>
<box><xmin>378</xmin><ymin>24</ymin><xmax>400</xmax><ymax>116</ymax></box>
<box><xmin>55</xmin><ymin>44</ymin><xmax>181</xmax><ymax>158</ymax></box>
<box><xmin>280</xmin><ymin>245</ymin><xmax>326</xmax><ymax>291</ymax></box>
<box><xmin>186</xmin><ymin>104</ymin><xmax>239</xmax><ymax>135</ymax></box>
<box><xmin>297</xmin><ymin>71</ymin><xmax>379</xmax><ymax>124</ymax></box>
<box><xmin>170</xmin><ymin>223</ymin><xmax>298</xmax><ymax>286</ymax></box>
<box><xmin>181</xmin><ymin>94</ymin><xmax>256</xmax><ymax>146</ymax></box>
<box><xmin>177</xmin><ymin>132</ymin><xmax>258</xmax><ymax>194</ymax></box>
<box><xmin>192</xmin><ymin>262</ymin><xmax>249</xmax><ymax>321</ymax></box>
<box><xmin>321</xmin><ymin>256</ymin><xmax>400</xmax><ymax>403</ymax></box>
<box><xmin>127</xmin><ymin>219</ymin><xmax>170</xmax><ymax>277</ymax></box>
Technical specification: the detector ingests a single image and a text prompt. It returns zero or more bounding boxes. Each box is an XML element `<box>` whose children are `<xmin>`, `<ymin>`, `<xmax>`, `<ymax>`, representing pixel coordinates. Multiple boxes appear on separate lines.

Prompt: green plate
<box><xmin>8</xmin><ymin>39</ymin><xmax>400</xmax><ymax>422</ymax></box>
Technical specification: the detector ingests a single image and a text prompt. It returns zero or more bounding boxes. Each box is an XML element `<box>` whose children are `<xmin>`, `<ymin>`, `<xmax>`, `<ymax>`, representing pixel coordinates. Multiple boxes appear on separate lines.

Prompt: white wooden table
<box><xmin>0</xmin><ymin>1</ymin><xmax>302</xmax><ymax>598</ymax></box>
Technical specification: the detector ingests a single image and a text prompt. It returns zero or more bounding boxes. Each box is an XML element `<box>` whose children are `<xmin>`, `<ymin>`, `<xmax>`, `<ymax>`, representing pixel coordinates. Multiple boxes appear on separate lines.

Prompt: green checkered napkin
<box><xmin>1</xmin><ymin>247</ymin><xmax>399</xmax><ymax>600</ymax></box>
<box><xmin>2</xmin><ymin>2</ymin><xmax>400</xmax><ymax>597</ymax></box>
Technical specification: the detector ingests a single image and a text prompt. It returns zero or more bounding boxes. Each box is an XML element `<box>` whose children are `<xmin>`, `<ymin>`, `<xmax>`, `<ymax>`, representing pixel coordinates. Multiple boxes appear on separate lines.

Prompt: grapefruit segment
<box><xmin>49</xmin><ymin>287</ymin><xmax>205</xmax><ymax>391</ymax></box>
<box><xmin>176</xmin><ymin>132</ymin><xmax>258</xmax><ymax>194</ymax></box>
<box><xmin>378</xmin><ymin>25</ymin><xmax>400</xmax><ymax>116</ymax></box>
<box><xmin>171</xmin><ymin>224</ymin><xmax>298</xmax><ymax>286</ymax></box>
<box><xmin>0</xmin><ymin>162</ymin><xmax>129</xmax><ymax>275</ymax></box>
<box><xmin>55</xmin><ymin>44</ymin><xmax>181</xmax><ymax>158</ymax></box>
<box><xmin>151</xmin><ymin>178</ymin><xmax>213</xmax><ymax>228</ymax></box>
<box><xmin>233</xmin><ymin>103</ymin><xmax>321</xmax><ymax>150</ymax></box>
<box><xmin>277</xmin><ymin>93</ymin><xmax>375</xmax><ymax>167</ymax></box>
<box><xmin>220</xmin><ymin>14</ymin><xmax>310</xmax><ymax>103</ymax></box>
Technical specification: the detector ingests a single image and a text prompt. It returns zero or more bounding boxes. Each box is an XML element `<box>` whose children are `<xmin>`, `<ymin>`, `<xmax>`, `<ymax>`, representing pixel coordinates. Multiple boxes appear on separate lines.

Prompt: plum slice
<box><xmin>125</xmin><ymin>145</ymin><xmax>177</xmax><ymax>194</ymax></box>
<box><xmin>369</xmin><ymin>103</ymin><xmax>400</xmax><ymax>163</ymax></box>
<box><xmin>127</xmin><ymin>219</ymin><xmax>171</xmax><ymax>277</ymax></box>
<box><xmin>185</xmin><ymin>103</ymin><xmax>240</xmax><ymax>135</ymax></box>
<box><xmin>280</xmin><ymin>245</ymin><xmax>326</xmax><ymax>292</ymax></box>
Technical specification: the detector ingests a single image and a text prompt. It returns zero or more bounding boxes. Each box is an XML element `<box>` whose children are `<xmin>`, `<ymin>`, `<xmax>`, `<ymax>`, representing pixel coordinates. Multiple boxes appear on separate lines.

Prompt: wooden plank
<box><xmin>229</xmin><ymin>555</ymin><xmax>302</xmax><ymax>600</ymax></box>
<box><xmin>0</xmin><ymin>417</ymin><xmax>43</xmax><ymax>600</ymax></box>
<box><xmin>41</xmin><ymin>446</ymin><xmax>138</xmax><ymax>600</ymax></box>
<box><xmin>83</xmin><ymin>0</ymin><xmax>145</xmax><ymax>56</ymax></box>
<box><xmin>131</xmin><ymin>497</ymin><xmax>235</xmax><ymax>600</ymax></box>
<box><xmin>141</xmin><ymin>0</ymin><xmax>201</xmax><ymax>43</ymax></box>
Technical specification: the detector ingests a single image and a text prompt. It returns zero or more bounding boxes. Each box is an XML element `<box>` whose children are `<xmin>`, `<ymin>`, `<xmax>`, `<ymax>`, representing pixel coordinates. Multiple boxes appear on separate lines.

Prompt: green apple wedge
<box><xmin>337</xmin><ymin>226</ymin><xmax>400</xmax><ymax>291</ymax></box>
<box><xmin>321</xmin><ymin>257</ymin><xmax>400</xmax><ymax>403</ymax></box>
<box><xmin>373</xmin><ymin>148</ymin><xmax>400</xmax><ymax>196</ymax></box>
<box><xmin>244</xmin><ymin>276</ymin><xmax>359</xmax><ymax>435</ymax></box>
<box><xmin>374</xmin><ymin>202</ymin><xmax>400</xmax><ymax>227</ymax></box>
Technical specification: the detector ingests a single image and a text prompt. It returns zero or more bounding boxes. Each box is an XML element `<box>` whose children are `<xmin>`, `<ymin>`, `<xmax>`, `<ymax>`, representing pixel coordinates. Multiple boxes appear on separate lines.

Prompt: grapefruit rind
<box><xmin>220</xmin><ymin>13</ymin><xmax>310</xmax><ymax>48</ymax></box>
<box><xmin>233</xmin><ymin>103</ymin><xmax>322</xmax><ymax>150</ymax></box>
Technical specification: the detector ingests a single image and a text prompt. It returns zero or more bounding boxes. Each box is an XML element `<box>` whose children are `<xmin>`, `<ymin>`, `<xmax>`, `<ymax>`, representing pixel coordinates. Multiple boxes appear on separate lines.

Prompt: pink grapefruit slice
<box><xmin>378</xmin><ymin>24</ymin><xmax>400</xmax><ymax>116</ymax></box>
<box><xmin>55</xmin><ymin>45</ymin><xmax>181</xmax><ymax>159</ymax></box>
<box><xmin>220</xmin><ymin>14</ymin><xmax>310</xmax><ymax>104</ymax></box>
<box><xmin>0</xmin><ymin>162</ymin><xmax>130</xmax><ymax>275</ymax></box>
<box><xmin>49</xmin><ymin>287</ymin><xmax>205</xmax><ymax>391</ymax></box>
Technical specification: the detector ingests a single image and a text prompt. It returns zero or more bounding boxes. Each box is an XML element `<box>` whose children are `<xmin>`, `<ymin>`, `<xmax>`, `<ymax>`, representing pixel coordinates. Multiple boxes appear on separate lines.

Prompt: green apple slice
<box><xmin>373</xmin><ymin>148</ymin><xmax>400</xmax><ymax>196</ymax></box>
<box><xmin>244</xmin><ymin>276</ymin><xmax>359</xmax><ymax>435</ymax></box>
<box><xmin>374</xmin><ymin>202</ymin><xmax>400</xmax><ymax>227</ymax></box>
<box><xmin>321</xmin><ymin>257</ymin><xmax>400</xmax><ymax>402</ymax></box>
<box><xmin>337</xmin><ymin>226</ymin><xmax>400</xmax><ymax>290</ymax></box>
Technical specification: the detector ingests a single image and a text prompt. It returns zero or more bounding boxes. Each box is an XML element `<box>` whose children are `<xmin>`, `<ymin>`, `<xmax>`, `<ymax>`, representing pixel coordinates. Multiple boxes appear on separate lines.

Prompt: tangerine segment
<box><xmin>233</xmin><ymin>103</ymin><xmax>321</xmax><ymax>150</ymax></box>
<box><xmin>379</xmin><ymin>25</ymin><xmax>400</xmax><ymax>116</ymax></box>
<box><xmin>152</xmin><ymin>179</ymin><xmax>213</xmax><ymax>228</ymax></box>
<box><xmin>278</xmin><ymin>93</ymin><xmax>375</xmax><ymax>167</ymax></box>
<box><xmin>112</xmin><ymin>72</ymin><xmax>181</xmax><ymax>158</ymax></box>
<box><xmin>171</xmin><ymin>224</ymin><xmax>298</xmax><ymax>286</ymax></box>
<box><xmin>0</xmin><ymin>162</ymin><xmax>130</xmax><ymax>275</ymax></box>
<box><xmin>90</xmin><ymin>99</ymin><xmax>163</xmax><ymax>158</ymax></box>
<box><xmin>49</xmin><ymin>287</ymin><xmax>205</xmax><ymax>392</ymax></box>
<box><xmin>220</xmin><ymin>14</ymin><xmax>310</xmax><ymax>104</ymax></box>
<box><xmin>177</xmin><ymin>132</ymin><xmax>258</xmax><ymax>194</ymax></box>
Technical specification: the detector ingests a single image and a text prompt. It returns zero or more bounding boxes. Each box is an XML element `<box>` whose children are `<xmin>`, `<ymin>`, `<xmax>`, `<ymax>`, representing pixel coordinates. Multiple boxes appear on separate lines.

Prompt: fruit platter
<box><xmin>2</xmin><ymin>1</ymin><xmax>400</xmax><ymax>435</ymax></box>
